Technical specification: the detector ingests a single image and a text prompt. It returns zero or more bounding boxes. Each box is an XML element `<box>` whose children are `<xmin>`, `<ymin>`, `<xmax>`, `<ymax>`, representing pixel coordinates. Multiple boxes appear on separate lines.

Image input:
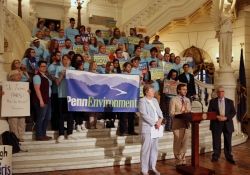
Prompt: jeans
<box><xmin>58</xmin><ymin>98</ymin><xmax>73</xmax><ymax>136</ymax></box>
<box><xmin>33</xmin><ymin>98</ymin><xmax>51</xmax><ymax>139</ymax></box>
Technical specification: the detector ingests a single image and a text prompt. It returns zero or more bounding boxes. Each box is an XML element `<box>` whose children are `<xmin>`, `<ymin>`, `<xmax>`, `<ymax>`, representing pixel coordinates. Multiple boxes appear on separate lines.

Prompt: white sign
<box><xmin>1</xmin><ymin>81</ymin><xmax>30</xmax><ymax>117</ymax></box>
<box><xmin>0</xmin><ymin>145</ymin><xmax>12</xmax><ymax>175</ymax></box>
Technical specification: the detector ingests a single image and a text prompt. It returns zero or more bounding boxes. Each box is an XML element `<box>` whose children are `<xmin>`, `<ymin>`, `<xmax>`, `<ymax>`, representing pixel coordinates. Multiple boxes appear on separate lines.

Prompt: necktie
<box><xmin>182</xmin><ymin>98</ymin><xmax>187</xmax><ymax>111</ymax></box>
<box><xmin>219</xmin><ymin>99</ymin><xmax>224</xmax><ymax>116</ymax></box>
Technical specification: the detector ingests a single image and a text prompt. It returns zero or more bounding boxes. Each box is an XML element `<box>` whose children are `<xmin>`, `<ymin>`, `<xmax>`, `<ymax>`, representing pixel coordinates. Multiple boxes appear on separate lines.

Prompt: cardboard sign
<box><xmin>138</xmin><ymin>62</ymin><xmax>148</xmax><ymax>74</ymax></box>
<box><xmin>163</xmin><ymin>80</ymin><xmax>186</xmax><ymax>95</ymax></box>
<box><xmin>118</xmin><ymin>59</ymin><xmax>126</xmax><ymax>70</ymax></box>
<box><xmin>50</xmin><ymin>31</ymin><xmax>58</xmax><ymax>38</ymax></box>
<box><xmin>140</xmin><ymin>85</ymin><xmax>144</xmax><ymax>97</ymax></box>
<box><xmin>105</xmin><ymin>20</ymin><xmax>117</xmax><ymax>28</ymax></box>
<box><xmin>140</xmin><ymin>49</ymin><xmax>151</xmax><ymax>59</ymax></box>
<box><xmin>93</xmin><ymin>54</ymin><xmax>110</xmax><ymax>65</ymax></box>
<box><xmin>136</xmin><ymin>26</ymin><xmax>147</xmax><ymax>34</ymax></box>
<box><xmin>150</xmin><ymin>68</ymin><xmax>164</xmax><ymax>80</ymax></box>
<box><xmin>0</xmin><ymin>145</ymin><xmax>12</xmax><ymax>174</ymax></box>
<box><xmin>163</xmin><ymin>62</ymin><xmax>174</xmax><ymax>77</ymax></box>
<box><xmin>101</xmin><ymin>30</ymin><xmax>110</xmax><ymax>40</ymax></box>
<box><xmin>152</xmin><ymin>44</ymin><xmax>164</xmax><ymax>51</ymax></box>
<box><xmin>1</xmin><ymin>81</ymin><xmax>30</xmax><ymax>117</ymax></box>
<box><xmin>127</xmin><ymin>37</ymin><xmax>140</xmax><ymax>45</ymax></box>
<box><xmin>106</xmin><ymin>45</ymin><xmax>117</xmax><ymax>54</ymax></box>
<box><xmin>73</xmin><ymin>45</ymin><xmax>84</xmax><ymax>54</ymax></box>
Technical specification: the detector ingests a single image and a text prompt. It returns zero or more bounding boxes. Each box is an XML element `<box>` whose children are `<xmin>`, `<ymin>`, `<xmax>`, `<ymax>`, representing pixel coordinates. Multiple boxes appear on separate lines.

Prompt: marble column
<box><xmin>0</xmin><ymin>1</ymin><xmax>10</xmax><ymax>134</ymax></box>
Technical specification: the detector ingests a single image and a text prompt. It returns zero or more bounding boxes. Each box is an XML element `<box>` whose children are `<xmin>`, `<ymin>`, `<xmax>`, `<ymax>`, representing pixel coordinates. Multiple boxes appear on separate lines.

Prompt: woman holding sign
<box><xmin>138</xmin><ymin>85</ymin><xmax>163</xmax><ymax>175</ymax></box>
<box><xmin>89</xmin><ymin>37</ymin><xmax>98</xmax><ymax>56</ymax></box>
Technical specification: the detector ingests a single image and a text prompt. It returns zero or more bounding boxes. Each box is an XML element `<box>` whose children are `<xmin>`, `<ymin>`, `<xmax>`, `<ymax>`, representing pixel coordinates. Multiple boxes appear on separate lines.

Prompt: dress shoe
<box><xmin>149</xmin><ymin>170</ymin><xmax>160</xmax><ymax>175</ymax></box>
<box><xmin>36</xmin><ymin>137</ymin><xmax>49</xmax><ymax>141</ymax></box>
<box><xmin>128</xmin><ymin>132</ymin><xmax>139</xmax><ymax>135</ymax></box>
<box><xmin>140</xmin><ymin>172</ymin><xmax>149</xmax><ymax>175</ymax></box>
<box><xmin>226</xmin><ymin>159</ymin><xmax>236</xmax><ymax>164</ymax></box>
<box><xmin>211</xmin><ymin>158</ymin><xmax>218</xmax><ymax>162</ymax></box>
<box><xmin>43</xmin><ymin>136</ymin><xmax>52</xmax><ymax>140</ymax></box>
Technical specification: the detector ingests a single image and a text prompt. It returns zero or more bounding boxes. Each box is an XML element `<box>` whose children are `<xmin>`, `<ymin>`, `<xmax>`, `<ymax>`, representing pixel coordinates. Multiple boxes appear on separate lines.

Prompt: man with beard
<box><xmin>144</xmin><ymin>36</ymin><xmax>153</xmax><ymax>50</ymax></box>
<box><xmin>48</xmin><ymin>51</ymin><xmax>62</xmax><ymax>130</ymax></box>
<box><xmin>110</xmin><ymin>28</ymin><xmax>126</xmax><ymax>45</ymax></box>
<box><xmin>60</xmin><ymin>39</ymin><xmax>72</xmax><ymax>56</ymax></box>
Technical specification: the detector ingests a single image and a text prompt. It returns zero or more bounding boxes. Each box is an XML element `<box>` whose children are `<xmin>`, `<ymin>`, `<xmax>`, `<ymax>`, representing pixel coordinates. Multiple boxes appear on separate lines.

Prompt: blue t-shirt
<box><xmin>89</xmin><ymin>45</ymin><xmax>98</xmax><ymax>56</ymax></box>
<box><xmin>55</xmin><ymin>66</ymin><xmax>75</xmax><ymax>98</ymax></box>
<box><xmin>54</xmin><ymin>36</ymin><xmax>66</xmax><ymax>48</ymax></box>
<box><xmin>32</xmin><ymin>26</ymin><xmax>46</xmax><ymax>37</ymax></box>
<box><xmin>21</xmin><ymin>58</ymin><xmax>38</xmax><ymax>78</ymax></box>
<box><xmin>144</xmin><ymin>72</ymin><xmax>159</xmax><ymax>92</ymax></box>
<box><xmin>144</xmin><ymin>44</ymin><xmax>153</xmax><ymax>50</ymax></box>
<box><xmin>131</xmin><ymin>68</ymin><xmax>142</xmax><ymax>75</ymax></box>
<box><xmin>60</xmin><ymin>48</ymin><xmax>72</xmax><ymax>57</ymax></box>
<box><xmin>146</xmin><ymin>57</ymin><xmax>159</xmax><ymax>65</ymax></box>
<box><xmin>84</xmin><ymin>62</ymin><xmax>90</xmax><ymax>71</ymax></box>
<box><xmin>48</xmin><ymin>62</ymin><xmax>61</xmax><ymax>94</ymax></box>
<box><xmin>20</xmin><ymin>73</ymin><xmax>29</xmax><ymax>82</ymax></box>
<box><xmin>32</xmin><ymin>45</ymin><xmax>46</xmax><ymax>62</ymax></box>
<box><xmin>173</xmin><ymin>63</ymin><xmax>183</xmax><ymax>75</ymax></box>
<box><xmin>33</xmin><ymin>74</ymin><xmax>52</xmax><ymax>97</ymax></box>
<box><xmin>96</xmin><ymin>37</ymin><xmax>105</xmax><ymax>45</ymax></box>
<box><xmin>64</xmin><ymin>27</ymin><xmax>79</xmax><ymax>43</ymax></box>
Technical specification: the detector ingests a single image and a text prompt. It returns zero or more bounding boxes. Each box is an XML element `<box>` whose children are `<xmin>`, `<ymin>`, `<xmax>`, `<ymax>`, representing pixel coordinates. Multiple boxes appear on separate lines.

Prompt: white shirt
<box><xmin>147</xmin><ymin>99</ymin><xmax>158</xmax><ymax>121</ymax></box>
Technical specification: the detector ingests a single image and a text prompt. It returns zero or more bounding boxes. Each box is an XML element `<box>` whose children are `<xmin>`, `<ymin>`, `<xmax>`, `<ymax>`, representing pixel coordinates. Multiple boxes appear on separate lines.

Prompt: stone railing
<box><xmin>194</xmin><ymin>78</ymin><xmax>214</xmax><ymax>112</ymax></box>
<box><xmin>3</xmin><ymin>5</ymin><xmax>31</xmax><ymax>56</ymax></box>
<box><xmin>121</xmin><ymin>0</ymin><xmax>208</xmax><ymax>37</ymax></box>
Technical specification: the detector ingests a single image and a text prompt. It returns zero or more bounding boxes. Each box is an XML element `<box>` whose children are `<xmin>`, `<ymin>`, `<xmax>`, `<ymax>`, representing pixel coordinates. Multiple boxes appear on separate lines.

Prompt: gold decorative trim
<box><xmin>202</xmin><ymin>113</ymin><xmax>207</xmax><ymax>120</ymax></box>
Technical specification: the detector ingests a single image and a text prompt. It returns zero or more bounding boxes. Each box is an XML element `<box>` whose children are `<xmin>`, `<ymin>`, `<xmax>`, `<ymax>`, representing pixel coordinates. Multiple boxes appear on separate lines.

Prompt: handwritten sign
<box><xmin>163</xmin><ymin>62</ymin><xmax>173</xmax><ymax>77</ymax></box>
<box><xmin>0</xmin><ymin>146</ymin><xmax>12</xmax><ymax>174</ymax></box>
<box><xmin>138</xmin><ymin>62</ymin><xmax>148</xmax><ymax>74</ymax></box>
<box><xmin>118</xmin><ymin>59</ymin><xmax>126</xmax><ymax>70</ymax></box>
<box><xmin>73</xmin><ymin>45</ymin><xmax>84</xmax><ymax>54</ymax></box>
<box><xmin>150</xmin><ymin>68</ymin><xmax>164</xmax><ymax>80</ymax></box>
<box><xmin>50</xmin><ymin>31</ymin><xmax>59</xmax><ymax>38</ymax></box>
<box><xmin>93</xmin><ymin>54</ymin><xmax>110</xmax><ymax>65</ymax></box>
<box><xmin>101</xmin><ymin>30</ymin><xmax>110</xmax><ymax>40</ymax></box>
<box><xmin>163</xmin><ymin>80</ymin><xmax>186</xmax><ymax>95</ymax></box>
<box><xmin>1</xmin><ymin>82</ymin><xmax>30</xmax><ymax>117</ymax></box>
<box><xmin>140</xmin><ymin>85</ymin><xmax>144</xmax><ymax>97</ymax></box>
<box><xmin>140</xmin><ymin>49</ymin><xmax>151</xmax><ymax>59</ymax></box>
<box><xmin>180</xmin><ymin>67</ymin><xmax>193</xmax><ymax>74</ymax></box>
<box><xmin>105</xmin><ymin>20</ymin><xmax>117</xmax><ymax>28</ymax></box>
<box><xmin>106</xmin><ymin>45</ymin><xmax>117</xmax><ymax>54</ymax></box>
<box><xmin>127</xmin><ymin>37</ymin><xmax>140</xmax><ymax>45</ymax></box>
<box><xmin>152</xmin><ymin>44</ymin><xmax>164</xmax><ymax>51</ymax></box>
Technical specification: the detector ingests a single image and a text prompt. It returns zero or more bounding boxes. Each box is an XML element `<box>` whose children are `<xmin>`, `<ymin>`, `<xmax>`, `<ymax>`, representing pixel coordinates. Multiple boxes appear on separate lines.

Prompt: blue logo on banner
<box><xmin>66</xmin><ymin>70</ymin><xmax>140</xmax><ymax>112</ymax></box>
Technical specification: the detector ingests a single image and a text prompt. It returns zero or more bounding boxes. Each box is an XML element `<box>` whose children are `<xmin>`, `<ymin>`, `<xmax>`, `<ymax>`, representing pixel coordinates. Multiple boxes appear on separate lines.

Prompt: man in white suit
<box><xmin>138</xmin><ymin>85</ymin><xmax>163</xmax><ymax>175</ymax></box>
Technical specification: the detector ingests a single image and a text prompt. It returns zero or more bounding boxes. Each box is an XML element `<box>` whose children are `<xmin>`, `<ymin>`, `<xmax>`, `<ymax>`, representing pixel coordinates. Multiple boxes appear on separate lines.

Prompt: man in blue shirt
<box><xmin>126</xmin><ymin>28</ymin><xmax>137</xmax><ymax>57</ymax></box>
<box><xmin>144</xmin><ymin>36</ymin><xmax>153</xmax><ymax>50</ymax></box>
<box><xmin>32</xmin><ymin>39</ymin><xmax>46</xmax><ymax>62</ymax></box>
<box><xmin>55</xmin><ymin>54</ymin><xmax>78</xmax><ymax>143</ymax></box>
<box><xmin>60</xmin><ymin>39</ymin><xmax>72</xmax><ymax>56</ymax></box>
<box><xmin>152</xmin><ymin>35</ymin><xmax>163</xmax><ymax>44</ymax></box>
<box><xmin>146</xmin><ymin>47</ymin><xmax>159</xmax><ymax>65</ymax></box>
<box><xmin>64</xmin><ymin>18</ymin><xmax>79</xmax><ymax>43</ymax></box>
<box><xmin>95</xmin><ymin>30</ymin><xmax>105</xmax><ymax>45</ymax></box>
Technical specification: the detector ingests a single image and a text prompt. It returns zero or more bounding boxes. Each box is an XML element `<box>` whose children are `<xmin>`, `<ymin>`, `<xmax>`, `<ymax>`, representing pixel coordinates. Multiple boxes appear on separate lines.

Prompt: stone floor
<box><xmin>15</xmin><ymin>120</ymin><xmax>250</xmax><ymax>175</ymax></box>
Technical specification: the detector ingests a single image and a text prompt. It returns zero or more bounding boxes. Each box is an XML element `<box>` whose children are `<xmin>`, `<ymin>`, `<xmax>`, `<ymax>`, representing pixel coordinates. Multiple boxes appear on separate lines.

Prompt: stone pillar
<box><xmin>0</xmin><ymin>1</ymin><xmax>10</xmax><ymax>134</ymax></box>
<box><xmin>214</xmin><ymin>66</ymin><xmax>238</xmax><ymax>134</ymax></box>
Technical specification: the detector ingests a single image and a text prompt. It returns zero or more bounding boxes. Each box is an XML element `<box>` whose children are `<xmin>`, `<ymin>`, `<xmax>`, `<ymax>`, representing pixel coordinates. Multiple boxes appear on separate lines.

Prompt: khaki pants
<box><xmin>173</xmin><ymin>128</ymin><xmax>190</xmax><ymax>165</ymax></box>
<box><xmin>154</xmin><ymin>91</ymin><xmax>160</xmax><ymax>104</ymax></box>
<box><xmin>8</xmin><ymin>117</ymin><xmax>26</xmax><ymax>140</ymax></box>
<box><xmin>89</xmin><ymin>112</ymin><xmax>98</xmax><ymax>127</ymax></box>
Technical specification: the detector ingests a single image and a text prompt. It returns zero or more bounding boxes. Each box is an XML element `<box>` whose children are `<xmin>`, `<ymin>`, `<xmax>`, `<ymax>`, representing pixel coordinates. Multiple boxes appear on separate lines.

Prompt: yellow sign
<box><xmin>127</xmin><ymin>37</ymin><xmax>140</xmax><ymax>45</ymax></box>
<box><xmin>106</xmin><ymin>20</ymin><xmax>117</xmax><ymax>28</ymax></box>
<box><xmin>140</xmin><ymin>85</ymin><xmax>144</xmax><ymax>97</ymax></box>
<box><xmin>93</xmin><ymin>54</ymin><xmax>110</xmax><ymax>65</ymax></box>
<box><xmin>73</xmin><ymin>45</ymin><xmax>84</xmax><ymax>54</ymax></box>
<box><xmin>101</xmin><ymin>30</ymin><xmax>110</xmax><ymax>40</ymax></box>
<box><xmin>136</xmin><ymin>27</ymin><xmax>147</xmax><ymax>34</ymax></box>
<box><xmin>118</xmin><ymin>60</ymin><xmax>126</xmax><ymax>70</ymax></box>
<box><xmin>150</xmin><ymin>68</ymin><xmax>164</xmax><ymax>80</ymax></box>
<box><xmin>140</xmin><ymin>49</ymin><xmax>151</xmax><ymax>58</ymax></box>
<box><xmin>50</xmin><ymin>31</ymin><xmax>59</xmax><ymax>38</ymax></box>
<box><xmin>152</xmin><ymin>44</ymin><xmax>164</xmax><ymax>51</ymax></box>
<box><xmin>106</xmin><ymin>45</ymin><xmax>117</xmax><ymax>54</ymax></box>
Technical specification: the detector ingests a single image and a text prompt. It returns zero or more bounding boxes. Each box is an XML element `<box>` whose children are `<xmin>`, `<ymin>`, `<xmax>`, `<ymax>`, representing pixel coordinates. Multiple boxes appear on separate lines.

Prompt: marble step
<box><xmin>19</xmin><ymin>128</ymin><xmax>219</xmax><ymax>150</ymax></box>
<box><xmin>22</xmin><ymin>121</ymin><xmax>211</xmax><ymax>140</ymax></box>
<box><xmin>13</xmin><ymin>135</ymin><xmax>247</xmax><ymax>174</ymax></box>
<box><xmin>14</xmin><ymin>132</ymin><xmax>238</xmax><ymax>162</ymax></box>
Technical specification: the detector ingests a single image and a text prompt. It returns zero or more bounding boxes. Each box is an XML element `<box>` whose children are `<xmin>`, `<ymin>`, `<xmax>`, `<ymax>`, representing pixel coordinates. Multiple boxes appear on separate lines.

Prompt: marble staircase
<box><xmin>13</xmin><ymin>121</ymin><xmax>247</xmax><ymax>174</ymax></box>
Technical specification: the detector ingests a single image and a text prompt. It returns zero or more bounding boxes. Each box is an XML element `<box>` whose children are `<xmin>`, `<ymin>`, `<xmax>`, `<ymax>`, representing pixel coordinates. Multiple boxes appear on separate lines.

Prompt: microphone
<box><xmin>192</xmin><ymin>96</ymin><xmax>203</xmax><ymax>113</ymax></box>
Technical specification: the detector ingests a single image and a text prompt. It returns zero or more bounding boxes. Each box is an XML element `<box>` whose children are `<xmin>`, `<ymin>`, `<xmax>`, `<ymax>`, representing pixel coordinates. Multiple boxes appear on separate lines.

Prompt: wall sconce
<box><xmin>216</xmin><ymin>53</ymin><xmax>234</xmax><ymax>63</ymax></box>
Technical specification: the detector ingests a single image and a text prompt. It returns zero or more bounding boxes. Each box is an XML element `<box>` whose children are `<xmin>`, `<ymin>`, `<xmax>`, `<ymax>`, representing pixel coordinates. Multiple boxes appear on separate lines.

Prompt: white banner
<box><xmin>1</xmin><ymin>81</ymin><xmax>30</xmax><ymax>117</ymax></box>
<box><xmin>0</xmin><ymin>145</ymin><xmax>12</xmax><ymax>174</ymax></box>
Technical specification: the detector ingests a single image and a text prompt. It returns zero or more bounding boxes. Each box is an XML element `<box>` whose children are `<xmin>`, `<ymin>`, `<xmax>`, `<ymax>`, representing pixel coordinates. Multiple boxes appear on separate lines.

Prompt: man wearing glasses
<box><xmin>208</xmin><ymin>86</ymin><xmax>236</xmax><ymax>164</ymax></box>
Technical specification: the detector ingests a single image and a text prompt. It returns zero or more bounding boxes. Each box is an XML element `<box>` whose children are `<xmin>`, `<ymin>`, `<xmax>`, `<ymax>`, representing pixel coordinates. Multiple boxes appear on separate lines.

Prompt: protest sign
<box><xmin>152</xmin><ymin>44</ymin><xmax>164</xmax><ymax>51</ymax></box>
<box><xmin>0</xmin><ymin>145</ymin><xmax>12</xmax><ymax>174</ymax></box>
<box><xmin>73</xmin><ymin>45</ymin><xmax>84</xmax><ymax>54</ymax></box>
<box><xmin>66</xmin><ymin>70</ymin><xmax>140</xmax><ymax>112</ymax></box>
<box><xmin>1</xmin><ymin>81</ymin><xmax>30</xmax><ymax>117</ymax></box>
<box><xmin>106</xmin><ymin>45</ymin><xmax>117</xmax><ymax>54</ymax></box>
<box><xmin>140</xmin><ymin>49</ymin><xmax>151</xmax><ymax>59</ymax></box>
<box><xmin>140</xmin><ymin>85</ymin><xmax>144</xmax><ymax>97</ymax></box>
<box><xmin>118</xmin><ymin>59</ymin><xmax>126</xmax><ymax>70</ymax></box>
<box><xmin>101</xmin><ymin>30</ymin><xmax>110</xmax><ymax>40</ymax></box>
<box><xmin>163</xmin><ymin>62</ymin><xmax>174</xmax><ymax>77</ymax></box>
<box><xmin>50</xmin><ymin>31</ymin><xmax>58</xmax><ymax>38</ymax></box>
<box><xmin>136</xmin><ymin>26</ymin><xmax>147</xmax><ymax>34</ymax></box>
<box><xmin>127</xmin><ymin>37</ymin><xmax>140</xmax><ymax>45</ymax></box>
<box><xmin>163</xmin><ymin>80</ymin><xmax>186</xmax><ymax>95</ymax></box>
<box><xmin>93</xmin><ymin>54</ymin><xmax>110</xmax><ymax>65</ymax></box>
<box><xmin>138</xmin><ymin>62</ymin><xmax>148</xmax><ymax>74</ymax></box>
<box><xmin>150</xmin><ymin>68</ymin><xmax>164</xmax><ymax>80</ymax></box>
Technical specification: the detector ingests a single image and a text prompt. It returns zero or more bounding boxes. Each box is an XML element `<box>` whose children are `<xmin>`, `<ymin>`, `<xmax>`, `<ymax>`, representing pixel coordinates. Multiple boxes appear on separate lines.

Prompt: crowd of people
<box><xmin>2</xmin><ymin>16</ymin><xmax>237</xmax><ymax>175</ymax></box>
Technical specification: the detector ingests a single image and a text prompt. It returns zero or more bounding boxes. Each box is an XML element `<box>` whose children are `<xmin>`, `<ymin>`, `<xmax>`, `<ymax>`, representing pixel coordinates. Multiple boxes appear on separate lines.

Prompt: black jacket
<box><xmin>178</xmin><ymin>73</ymin><xmax>196</xmax><ymax>96</ymax></box>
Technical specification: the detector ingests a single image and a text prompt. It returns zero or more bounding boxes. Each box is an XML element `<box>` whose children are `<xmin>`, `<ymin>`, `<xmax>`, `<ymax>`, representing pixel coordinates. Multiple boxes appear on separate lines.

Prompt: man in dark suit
<box><xmin>178</xmin><ymin>64</ymin><xmax>196</xmax><ymax>100</ymax></box>
<box><xmin>208</xmin><ymin>86</ymin><xmax>236</xmax><ymax>164</ymax></box>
